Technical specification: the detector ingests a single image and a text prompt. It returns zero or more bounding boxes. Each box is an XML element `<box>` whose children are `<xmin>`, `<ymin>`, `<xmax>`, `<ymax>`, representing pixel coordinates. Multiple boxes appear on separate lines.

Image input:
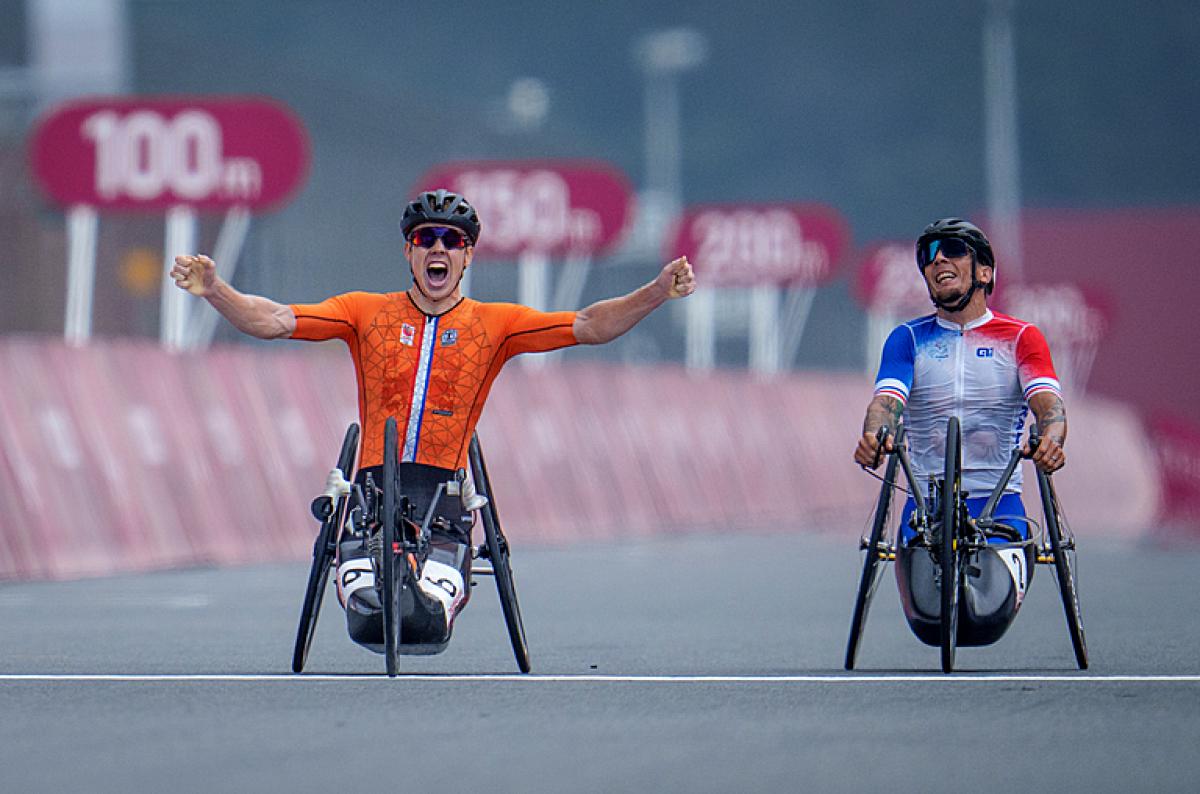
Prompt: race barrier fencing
<box><xmin>0</xmin><ymin>337</ymin><xmax>1162</xmax><ymax>580</ymax></box>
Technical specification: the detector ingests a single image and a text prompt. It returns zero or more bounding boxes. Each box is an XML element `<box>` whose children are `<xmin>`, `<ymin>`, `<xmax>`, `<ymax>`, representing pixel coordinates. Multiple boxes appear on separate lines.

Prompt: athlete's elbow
<box><xmin>572</xmin><ymin>316</ymin><xmax>606</xmax><ymax>345</ymax></box>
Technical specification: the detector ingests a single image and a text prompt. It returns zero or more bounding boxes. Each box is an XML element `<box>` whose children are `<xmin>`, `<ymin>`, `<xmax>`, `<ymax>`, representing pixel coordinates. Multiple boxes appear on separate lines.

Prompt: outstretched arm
<box><xmin>171</xmin><ymin>254</ymin><xmax>296</xmax><ymax>340</ymax></box>
<box><xmin>853</xmin><ymin>394</ymin><xmax>904</xmax><ymax>468</ymax></box>
<box><xmin>572</xmin><ymin>256</ymin><xmax>695</xmax><ymax>345</ymax></box>
<box><xmin>1027</xmin><ymin>391</ymin><xmax>1068</xmax><ymax>472</ymax></box>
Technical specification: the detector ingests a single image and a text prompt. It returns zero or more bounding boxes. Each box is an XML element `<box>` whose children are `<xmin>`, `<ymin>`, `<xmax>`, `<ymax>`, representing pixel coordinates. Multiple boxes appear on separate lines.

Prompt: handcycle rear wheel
<box><xmin>382</xmin><ymin>417</ymin><xmax>404</xmax><ymax>677</ymax></box>
<box><xmin>292</xmin><ymin>423</ymin><xmax>359</xmax><ymax>673</ymax></box>
<box><xmin>845</xmin><ymin>427</ymin><xmax>904</xmax><ymax>670</ymax></box>
<box><xmin>470</xmin><ymin>434</ymin><xmax>531</xmax><ymax>673</ymax></box>
<box><xmin>1037</xmin><ymin>468</ymin><xmax>1089</xmax><ymax>670</ymax></box>
<box><xmin>940</xmin><ymin>417</ymin><xmax>963</xmax><ymax>674</ymax></box>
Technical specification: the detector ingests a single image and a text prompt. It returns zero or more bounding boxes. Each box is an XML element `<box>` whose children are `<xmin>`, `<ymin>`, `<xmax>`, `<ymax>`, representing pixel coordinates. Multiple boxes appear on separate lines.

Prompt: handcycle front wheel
<box><xmin>470</xmin><ymin>434</ymin><xmax>531</xmax><ymax>674</ymax></box>
<box><xmin>1037</xmin><ymin>468</ymin><xmax>1089</xmax><ymax>670</ymax></box>
<box><xmin>382</xmin><ymin>416</ymin><xmax>404</xmax><ymax>678</ymax></box>
<box><xmin>940</xmin><ymin>416</ymin><xmax>963</xmax><ymax>674</ymax></box>
<box><xmin>292</xmin><ymin>422</ymin><xmax>360</xmax><ymax>674</ymax></box>
<box><xmin>845</xmin><ymin>427</ymin><xmax>905</xmax><ymax>670</ymax></box>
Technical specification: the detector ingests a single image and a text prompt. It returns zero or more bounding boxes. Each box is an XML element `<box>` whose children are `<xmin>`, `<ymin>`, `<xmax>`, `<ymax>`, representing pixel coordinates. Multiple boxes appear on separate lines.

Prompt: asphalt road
<box><xmin>2</xmin><ymin>532</ymin><xmax>1198</xmax><ymax>793</ymax></box>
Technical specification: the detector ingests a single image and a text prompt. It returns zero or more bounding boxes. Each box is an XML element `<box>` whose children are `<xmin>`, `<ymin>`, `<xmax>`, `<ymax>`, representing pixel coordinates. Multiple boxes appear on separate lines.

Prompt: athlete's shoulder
<box><xmin>313</xmin><ymin>290</ymin><xmax>393</xmax><ymax>308</ymax></box>
<box><xmin>900</xmin><ymin>313</ymin><xmax>938</xmax><ymax>330</ymax></box>
<box><xmin>466</xmin><ymin>298</ymin><xmax>521</xmax><ymax>314</ymax></box>
<box><xmin>889</xmin><ymin>313</ymin><xmax>938</xmax><ymax>343</ymax></box>
<box><xmin>982</xmin><ymin>310</ymin><xmax>1046</xmax><ymax>344</ymax></box>
<box><xmin>987</xmin><ymin>310</ymin><xmax>1035</xmax><ymax>329</ymax></box>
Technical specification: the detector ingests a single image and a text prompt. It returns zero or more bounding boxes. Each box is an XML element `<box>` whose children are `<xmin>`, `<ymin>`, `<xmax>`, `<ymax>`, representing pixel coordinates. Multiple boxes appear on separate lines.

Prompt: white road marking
<box><xmin>0</xmin><ymin>674</ymin><xmax>1197</xmax><ymax>683</ymax></box>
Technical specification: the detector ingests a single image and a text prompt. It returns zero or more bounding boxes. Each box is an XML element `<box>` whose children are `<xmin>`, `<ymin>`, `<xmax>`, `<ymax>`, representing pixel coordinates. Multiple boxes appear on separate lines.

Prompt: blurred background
<box><xmin>2</xmin><ymin>0</ymin><xmax>1199</xmax><ymax>577</ymax></box>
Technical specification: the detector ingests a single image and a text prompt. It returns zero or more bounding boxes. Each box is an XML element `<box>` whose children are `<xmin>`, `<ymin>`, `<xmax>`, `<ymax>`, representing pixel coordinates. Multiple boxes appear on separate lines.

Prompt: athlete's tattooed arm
<box><xmin>1027</xmin><ymin>391</ymin><xmax>1068</xmax><ymax>472</ymax></box>
<box><xmin>854</xmin><ymin>394</ymin><xmax>905</xmax><ymax>469</ymax></box>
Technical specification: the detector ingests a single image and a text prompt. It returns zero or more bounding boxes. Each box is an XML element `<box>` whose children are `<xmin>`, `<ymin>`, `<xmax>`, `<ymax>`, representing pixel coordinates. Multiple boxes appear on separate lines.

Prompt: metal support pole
<box><xmin>160</xmin><ymin>205</ymin><xmax>197</xmax><ymax>351</ymax></box>
<box><xmin>686</xmin><ymin>288</ymin><xmax>715</xmax><ymax>371</ymax></box>
<box><xmin>984</xmin><ymin>0</ymin><xmax>1023</xmax><ymax>280</ymax></box>
<box><xmin>518</xmin><ymin>250</ymin><xmax>550</xmax><ymax>369</ymax></box>
<box><xmin>64</xmin><ymin>204</ymin><xmax>98</xmax><ymax>346</ymax></box>
<box><xmin>749</xmin><ymin>285</ymin><xmax>780</xmax><ymax>376</ymax></box>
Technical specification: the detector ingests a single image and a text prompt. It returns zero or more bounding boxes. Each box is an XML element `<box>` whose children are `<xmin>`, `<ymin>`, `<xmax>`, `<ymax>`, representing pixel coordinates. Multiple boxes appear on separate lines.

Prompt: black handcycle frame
<box><xmin>844</xmin><ymin>418</ymin><xmax>1088</xmax><ymax>673</ymax></box>
<box><xmin>291</xmin><ymin>418</ymin><xmax>531</xmax><ymax>676</ymax></box>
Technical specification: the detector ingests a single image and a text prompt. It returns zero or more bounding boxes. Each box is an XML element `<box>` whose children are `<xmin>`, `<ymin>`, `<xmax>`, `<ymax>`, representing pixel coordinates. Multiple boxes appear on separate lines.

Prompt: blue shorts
<box><xmin>899</xmin><ymin>493</ymin><xmax>1029</xmax><ymax>545</ymax></box>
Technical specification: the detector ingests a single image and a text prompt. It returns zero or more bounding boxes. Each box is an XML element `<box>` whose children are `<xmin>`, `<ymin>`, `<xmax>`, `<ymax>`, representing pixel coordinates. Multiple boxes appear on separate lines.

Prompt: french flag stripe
<box><xmin>1024</xmin><ymin>377</ymin><xmax>1062</xmax><ymax>399</ymax></box>
<box><xmin>874</xmin><ymin>378</ymin><xmax>909</xmax><ymax>403</ymax></box>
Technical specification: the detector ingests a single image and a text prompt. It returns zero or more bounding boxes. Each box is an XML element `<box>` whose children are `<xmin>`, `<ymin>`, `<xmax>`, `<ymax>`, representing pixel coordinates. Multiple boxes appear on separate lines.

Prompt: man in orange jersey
<box><xmin>172</xmin><ymin>188</ymin><xmax>695</xmax><ymax>655</ymax></box>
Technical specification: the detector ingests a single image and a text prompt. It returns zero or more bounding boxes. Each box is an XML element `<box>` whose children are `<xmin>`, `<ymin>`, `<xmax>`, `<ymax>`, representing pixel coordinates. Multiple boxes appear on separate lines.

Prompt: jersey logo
<box><xmin>976</xmin><ymin>347</ymin><xmax>994</xmax><ymax>358</ymax></box>
<box><xmin>930</xmin><ymin>340</ymin><xmax>950</xmax><ymax>360</ymax></box>
<box><xmin>440</xmin><ymin>328</ymin><xmax>458</xmax><ymax>346</ymax></box>
<box><xmin>400</xmin><ymin>323</ymin><xmax>416</xmax><ymax>346</ymax></box>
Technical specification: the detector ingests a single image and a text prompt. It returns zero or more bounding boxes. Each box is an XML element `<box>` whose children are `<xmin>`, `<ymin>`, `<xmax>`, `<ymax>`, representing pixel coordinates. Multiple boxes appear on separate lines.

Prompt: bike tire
<box><xmin>1038</xmin><ymin>469</ymin><xmax>1089</xmax><ymax>670</ymax></box>
<box><xmin>940</xmin><ymin>416</ymin><xmax>962</xmax><ymax>674</ymax></box>
<box><xmin>382</xmin><ymin>417</ymin><xmax>401</xmax><ymax>677</ymax></box>
<box><xmin>292</xmin><ymin>423</ymin><xmax>359</xmax><ymax>673</ymax></box>
<box><xmin>845</xmin><ymin>429</ymin><xmax>903</xmax><ymax>670</ymax></box>
<box><xmin>470</xmin><ymin>434</ymin><xmax>531</xmax><ymax>673</ymax></box>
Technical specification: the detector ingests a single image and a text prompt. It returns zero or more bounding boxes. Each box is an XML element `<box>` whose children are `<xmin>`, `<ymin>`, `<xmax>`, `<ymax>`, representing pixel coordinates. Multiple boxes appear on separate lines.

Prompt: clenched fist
<box><xmin>171</xmin><ymin>254</ymin><xmax>217</xmax><ymax>297</ymax></box>
<box><xmin>658</xmin><ymin>256</ymin><xmax>696</xmax><ymax>299</ymax></box>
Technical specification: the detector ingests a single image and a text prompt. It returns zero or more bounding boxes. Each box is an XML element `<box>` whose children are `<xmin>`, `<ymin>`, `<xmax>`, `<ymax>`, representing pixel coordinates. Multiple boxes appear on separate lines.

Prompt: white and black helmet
<box><xmin>400</xmin><ymin>189</ymin><xmax>481</xmax><ymax>244</ymax></box>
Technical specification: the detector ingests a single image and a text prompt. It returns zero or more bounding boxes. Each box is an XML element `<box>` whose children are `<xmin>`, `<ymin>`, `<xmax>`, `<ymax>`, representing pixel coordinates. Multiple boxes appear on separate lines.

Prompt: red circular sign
<box><xmin>29</xmin><ymin>96</ymin><xmax>310</xmax><ymax>212</ymax></box>
<box><xmin>853</xmin><ymin>240</ymin><xmax>931</xmax><ymax>315</ymax></box>
<box><xmin>666</xmin><ymin>203</ymin><xmax>849</xmax><ymax>288</ymax></box>
<box><xmin>413</xmin><ymin>160</ymin><xmax>633</xmax><ymax>258</ymax></box>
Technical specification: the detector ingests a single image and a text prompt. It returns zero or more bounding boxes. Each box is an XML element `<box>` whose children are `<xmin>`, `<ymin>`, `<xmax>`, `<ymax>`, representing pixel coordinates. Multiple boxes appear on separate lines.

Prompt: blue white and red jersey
<box><xmin>874</xmin><ymin>310</ymin><xmax>1061</xmax><ymax>497</ymax></box>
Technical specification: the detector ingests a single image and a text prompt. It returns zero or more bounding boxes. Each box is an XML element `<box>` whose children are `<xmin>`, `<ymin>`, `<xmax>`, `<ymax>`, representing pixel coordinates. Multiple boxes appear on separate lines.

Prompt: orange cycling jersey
<box><xmin>290</xmin><ymin>292</ymin><xmax>577</xmax><ymax>470</ymax></box>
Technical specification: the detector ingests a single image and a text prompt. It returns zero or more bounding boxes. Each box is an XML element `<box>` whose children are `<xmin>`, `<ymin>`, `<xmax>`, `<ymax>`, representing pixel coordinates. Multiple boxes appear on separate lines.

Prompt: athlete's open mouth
<box><xmin>936</xmin><ymin>270</ymin><xmax>957</xmax><ymax>284</ymax></box>
<box><xmin>425</xmin><ymin>261</ymin><xmax>450</xmax><ymax>289</ymax></box>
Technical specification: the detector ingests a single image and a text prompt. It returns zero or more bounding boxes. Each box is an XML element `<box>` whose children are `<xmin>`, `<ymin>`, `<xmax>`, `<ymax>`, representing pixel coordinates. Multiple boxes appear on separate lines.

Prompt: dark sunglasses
<box><xmin>918</xmin><ymin>237</ymin><xmax>973</xmax><ymax>267</ymax></box>
<box><xmin>408</xmin><ymin>226</ymin><xmax>470</xmax><ymax>250</ymax></box>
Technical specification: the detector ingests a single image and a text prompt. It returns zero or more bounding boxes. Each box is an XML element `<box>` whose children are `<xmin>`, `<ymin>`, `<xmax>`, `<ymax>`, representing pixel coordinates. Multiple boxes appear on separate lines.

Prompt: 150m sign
<box><xmin>30</xmin><ymin>97</ymin><xmax>310</xmax><ymax>212</ymax></box>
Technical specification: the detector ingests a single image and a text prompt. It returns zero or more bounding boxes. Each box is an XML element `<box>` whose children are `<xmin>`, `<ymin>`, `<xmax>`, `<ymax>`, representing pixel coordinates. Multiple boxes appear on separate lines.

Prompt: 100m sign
<box><xmin>81</xmin><ymin>109</ymin><xmax>262</xmax><ymax>202</ymax></box>
<box><xmin>30</xmin><ymin>97</ymin><xmax>309</xmax><ymax>212</ymax></box>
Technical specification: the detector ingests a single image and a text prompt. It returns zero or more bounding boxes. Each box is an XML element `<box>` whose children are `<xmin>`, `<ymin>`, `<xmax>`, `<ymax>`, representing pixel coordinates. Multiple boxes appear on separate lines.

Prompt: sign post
<box><xmin>30</xmin><ymin>96</ymin><xmax>310</xmax><ymax>349</ymax></box>
<box><xmin>667</xmin><ymin>203</ymin><xmax>849</xmax><ymax>375</ymax></box>
<box><xmin>63</xmin><ymin>205</ymin><xmax>98</xmax><ymax>345</ymax></box>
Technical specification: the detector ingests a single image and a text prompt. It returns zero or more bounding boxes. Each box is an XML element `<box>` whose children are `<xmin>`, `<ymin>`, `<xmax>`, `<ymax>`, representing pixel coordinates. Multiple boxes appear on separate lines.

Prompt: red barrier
<box><xmin>1145</xmin><ymin>413</ymin><xmax>1200</xmax><ymax>542</ymax></box>
<box><xmin>0</xmin><ymin>337</ymin><xmax>1160</xmax><ymax>581</ymax></box>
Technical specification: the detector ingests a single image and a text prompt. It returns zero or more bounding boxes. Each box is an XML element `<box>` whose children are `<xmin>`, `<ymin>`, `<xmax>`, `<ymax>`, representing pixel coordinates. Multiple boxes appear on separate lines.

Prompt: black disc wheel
<box><xmin>470</xmin><ymin>434</ymin><xmax>531</xmax><ymax>673</ymax></box>
<box><xmin>382</xmin><ymin>417</ymin><xmax>402</xmax><ymax>677</ymax></box>
<box><xmin>940</xmin><ymin>417</ymin><xmax>963</xmax><ymax>674</ymax></box>
<box><xmin>292</xmin><ymin>423</ymin><xmax>359</xmax><ymax>673</ymax></box>
<box><xmin>845</xmin><ymin>427</ymin><xmax>904</xmax><ymax>670</ymax></box>
<box><xmin>1038</xmin><ymin>469</ymin><xmax>1089</xmax><ymax>670</ymax></box>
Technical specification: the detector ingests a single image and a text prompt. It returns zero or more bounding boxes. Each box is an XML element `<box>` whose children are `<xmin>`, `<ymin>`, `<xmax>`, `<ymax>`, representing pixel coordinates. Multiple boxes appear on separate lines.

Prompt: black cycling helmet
<box><xmin>915</xmin><ymin>217</ymin><xmax>996</xmax><ymax>311</ymax></box>
<box><xmin>400</xmin><ymin>189</ymin><xmax>481</xmax><ymax>244</ymax></box>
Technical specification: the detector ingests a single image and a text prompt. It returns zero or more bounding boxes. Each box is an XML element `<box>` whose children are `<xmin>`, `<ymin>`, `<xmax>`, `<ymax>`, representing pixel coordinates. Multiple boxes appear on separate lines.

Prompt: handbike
<box><xmin>291</xmin><ymin>418</ymin><xmax>532</xmax><ymax>676</ymax></box>
<box><xmin>845</xmin><ymin>418</ymin><xmax>1088</xmax><ymax>672</ymax></box>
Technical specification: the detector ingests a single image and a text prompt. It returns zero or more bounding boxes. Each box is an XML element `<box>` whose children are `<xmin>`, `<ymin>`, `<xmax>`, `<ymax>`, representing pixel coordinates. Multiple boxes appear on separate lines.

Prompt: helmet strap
<box><xmin>927</xmin><ymin>254</ymin><xmax>984</xmax><ymax>313</ymax></box>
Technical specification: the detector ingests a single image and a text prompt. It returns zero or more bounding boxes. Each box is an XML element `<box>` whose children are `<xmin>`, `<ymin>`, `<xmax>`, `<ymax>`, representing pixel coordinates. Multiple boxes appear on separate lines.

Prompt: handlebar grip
<box><xmin>1026</xmin><ymin>426</ymin><xmax>1042</xmax><ymax>456</ymax></box>
<box><xmin>310</xmin><ymin>496</ymin><xmax>333</xmax><ymax>521</ymax></box>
